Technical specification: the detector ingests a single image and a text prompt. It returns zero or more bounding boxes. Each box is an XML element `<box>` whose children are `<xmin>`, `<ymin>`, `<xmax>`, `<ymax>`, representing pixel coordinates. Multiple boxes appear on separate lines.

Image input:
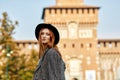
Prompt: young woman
<box><xmin>33</xmin><ymin>23</ymin><xmax>66</xmax><ymax>80</ymax></box>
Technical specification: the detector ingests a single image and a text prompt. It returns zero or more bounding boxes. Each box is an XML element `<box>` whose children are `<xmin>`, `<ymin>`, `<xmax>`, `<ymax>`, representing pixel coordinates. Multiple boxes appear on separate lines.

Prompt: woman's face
<box><xmin>39</xmin><ymin>28</ymin><xmax>51</xmax><ymax>44</ymax></box>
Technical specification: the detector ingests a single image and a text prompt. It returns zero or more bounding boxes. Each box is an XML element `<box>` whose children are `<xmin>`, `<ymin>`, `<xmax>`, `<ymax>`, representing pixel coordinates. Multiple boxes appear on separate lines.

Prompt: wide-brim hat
<box><xmin>35</xmin><ymin>23</ymin><xmax>60</xmax><ymax>45</ymax></box>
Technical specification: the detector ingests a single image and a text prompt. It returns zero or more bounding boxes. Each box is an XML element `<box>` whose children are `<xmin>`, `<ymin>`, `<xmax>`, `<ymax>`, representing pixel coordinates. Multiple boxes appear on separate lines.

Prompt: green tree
<box><xmin>0</xmin><ymin>12</ymin><xmax>18</xmax><ymax>80</ymax></box>
<box><xmin>0</xmin><ymin>12</ymin><xmax>38</xmax><ymax>80</ymax></box>
<box><xmin>0</xmin><ymin>12</ymin><xmax>18</xmax><ymax>51</ymax></box>
<box><xmin>7</xmin><ymin>49</ymin><xmax>38</xmax><ymax>80</ymax></box>
<box><xmin>17</xmin><ymin>49</ymin><xmax>38</xmax><ymax>80</ymax></box>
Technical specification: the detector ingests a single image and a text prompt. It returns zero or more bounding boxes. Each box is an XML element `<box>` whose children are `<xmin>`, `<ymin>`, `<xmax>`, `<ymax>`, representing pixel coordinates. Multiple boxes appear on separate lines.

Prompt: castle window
<box><xmin>72</xmin><ymin>44</ymin><xmax>75</xmax><ymax>48</ymax></box>
<box><xmin>68</xmin><ymin>21</ymin><xmax>78</xmax><ymax>39</ymax></box>
<box><xmin>81</xmin><ymin>44</ymin><xmax>83</xmax><ymax>48</ymax></box>
<box><xmin>115</xmin><ymin>41</ymin><xmax>117</xmax><ymax>47</ymax></box>
<box><xmin>63</xmin><ymin>44</ymin><xmax>66</xmax><ymax>48</ymax></box>
<box><xmin>89</xmin><ymin>43</ymin><xmax>92</xmax><ymax>48</ymax></box>
<box><xmin>69</xmin><ymin>59</ymin><xmax>81</xmax><ymax>76</ymax></box>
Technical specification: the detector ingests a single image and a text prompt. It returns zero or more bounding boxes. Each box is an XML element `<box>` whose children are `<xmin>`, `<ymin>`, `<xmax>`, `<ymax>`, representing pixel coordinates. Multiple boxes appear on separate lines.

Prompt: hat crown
<box><xmin>35</xmin><ymin>23</ymin><xmax>60</xmax><ymax>45</ymax></box>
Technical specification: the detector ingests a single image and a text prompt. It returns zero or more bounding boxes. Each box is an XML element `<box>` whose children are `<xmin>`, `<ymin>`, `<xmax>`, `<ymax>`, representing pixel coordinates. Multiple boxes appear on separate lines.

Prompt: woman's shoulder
<box><xmin>46</xmin><ymin>48</ymin><xmax>60</xmax><ymax>56</ymax></box>
<box><xmin>47</xmin><ymin>48</ymin><xmax>57</xmax><ymax>53</ymax></box>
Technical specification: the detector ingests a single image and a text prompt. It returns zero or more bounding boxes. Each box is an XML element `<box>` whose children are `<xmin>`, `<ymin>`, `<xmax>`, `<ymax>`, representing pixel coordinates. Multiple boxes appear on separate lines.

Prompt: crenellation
<box><xmin>98</xmin><ymin>40</ymin><xmax>120</xmax><ymax>49</ymax></box>
<box><xmin>45</xmin><ymin>9</ymin><xmax>50</xmax><ymax>15</ymax></box>
<box><xmin>73</xmin><ymin>9</ymin><xmax>77</xmax><ymax>14</ymax></box>
<box><xmin>67</xmin><ymin>9</ymin><xmax>71</xmax><ymax>14</ymax></box>
<box><xmin>45</xmin><ymin>8</ymin><xmax>98</xmax><ymax>15</ymax></box>
<box><xmin>56</xmin><ymin>9</ymin><xmax>61</xmax><ymax>14</ymax></box>
<box><xmin>78</xmin><ymin>9</ymin><xmax>82</xmax><ymax>14</ymax></box>
<box><xmin>51</xmin><ymin>9</ymin><xmax>55</xmax><ymax>14</ymax></box>
<box><xmin>95</xmin><ymin>9</ymin><xmax>98</xmax><ymax>14</ymax></box>
<box><xmin>14</xmin><ymin>40</ymin><xmax>38</xmax><ymax>50</ymax></box>
<box><xmin>44</xmin><ymin>8</ymin><xmax>99</xmax><ymax>24</ymax></box>
<box><xmin>84</xmin><ymin>9</ymin><xmax>88</xmax><ymax>14</ymax></box>
<box><xmin>89</xmin><ymin>9</ymin><xmax>93</xmax><ymax>14</ymax></box>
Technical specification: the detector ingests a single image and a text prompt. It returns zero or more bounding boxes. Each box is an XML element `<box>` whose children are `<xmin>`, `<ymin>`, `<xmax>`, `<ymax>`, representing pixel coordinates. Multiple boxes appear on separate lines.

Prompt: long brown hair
<box><xmin>38</xmin><ymin>28</ymin><xmax>61</xmax><ymax>58</ymax></box>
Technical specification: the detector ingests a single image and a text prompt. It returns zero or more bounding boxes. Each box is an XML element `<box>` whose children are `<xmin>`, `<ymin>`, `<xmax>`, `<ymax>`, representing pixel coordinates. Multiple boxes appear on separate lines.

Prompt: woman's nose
<box><xmin>42</xmin><ymin>34</ymin><xmax>46</xmax><ymax>37</ymax></box>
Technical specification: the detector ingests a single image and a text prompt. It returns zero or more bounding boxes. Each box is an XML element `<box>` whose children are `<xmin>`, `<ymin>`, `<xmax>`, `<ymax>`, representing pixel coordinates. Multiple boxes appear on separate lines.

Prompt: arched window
<box><xmin>69</xmin><ymin>58</ymin><xmax>81</xmax><ymax>76</ymax></box>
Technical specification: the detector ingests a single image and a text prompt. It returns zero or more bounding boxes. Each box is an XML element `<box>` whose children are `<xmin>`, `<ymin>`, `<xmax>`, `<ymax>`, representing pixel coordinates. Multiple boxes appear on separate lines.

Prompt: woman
<box><xmin>33</xmin><ymin>23</ymin><xmax>66</xmax><ymax>80</ymax></box>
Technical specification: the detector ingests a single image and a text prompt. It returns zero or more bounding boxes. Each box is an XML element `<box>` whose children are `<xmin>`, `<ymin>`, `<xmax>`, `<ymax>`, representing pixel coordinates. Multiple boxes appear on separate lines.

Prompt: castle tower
<box><xmin>42</xmin><ymin>0</ymin><xmax>100</xmax><ymax>80</ymax></box>
<box><xmin>56</xmin><ymin>0</ymin><xmax>84</xmax><ymax>6</ymax></box>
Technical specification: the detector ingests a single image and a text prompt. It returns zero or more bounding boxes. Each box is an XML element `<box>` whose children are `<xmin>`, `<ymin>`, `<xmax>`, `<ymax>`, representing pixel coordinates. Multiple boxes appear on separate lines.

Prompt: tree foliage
<box><xmin>0</xmin><ymin>12</ymin><xmax>18</xmax><ymax>51</ymax></box>
<box><xmin>0</xmin><ymin>12</ymin><xmax>38</xmax><ymax>80</ymax></box>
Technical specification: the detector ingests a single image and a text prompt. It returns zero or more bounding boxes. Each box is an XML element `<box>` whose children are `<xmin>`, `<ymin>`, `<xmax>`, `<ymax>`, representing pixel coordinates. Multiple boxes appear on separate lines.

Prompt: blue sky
<box><xmin>0</xmin><ymin>0</ymin><xmax>120</xmax><ymax>40</ymax></box>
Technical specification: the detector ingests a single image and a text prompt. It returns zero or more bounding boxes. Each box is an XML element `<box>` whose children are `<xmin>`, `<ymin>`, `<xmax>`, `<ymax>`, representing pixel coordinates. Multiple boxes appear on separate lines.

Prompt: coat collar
<box><xmin>34</xmin><ymin>48</ymin><xmax>49</xmax><ymax>72</ymax></box>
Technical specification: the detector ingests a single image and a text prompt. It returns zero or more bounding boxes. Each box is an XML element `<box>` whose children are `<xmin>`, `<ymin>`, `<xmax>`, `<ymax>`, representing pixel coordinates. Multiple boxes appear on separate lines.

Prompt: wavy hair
<box><xmin>38</xmin><ymin>28</ymin><xmax>61</xmax><ymax>58</ymax></box>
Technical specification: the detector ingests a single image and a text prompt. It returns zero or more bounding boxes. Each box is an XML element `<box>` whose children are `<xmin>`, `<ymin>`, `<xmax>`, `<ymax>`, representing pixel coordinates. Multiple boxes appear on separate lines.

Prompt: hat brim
<box><xmin>35</xmin><ymin>23</ymin><xmax>60</xmax><ymax>45</ymax></box>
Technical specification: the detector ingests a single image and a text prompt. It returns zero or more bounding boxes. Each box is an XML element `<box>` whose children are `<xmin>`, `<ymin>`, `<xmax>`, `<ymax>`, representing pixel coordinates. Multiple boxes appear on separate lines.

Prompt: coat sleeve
<box><xmin>47</xmin><ymin>49</ymin><xmax>62</xmax><ymax>80</ymax></box>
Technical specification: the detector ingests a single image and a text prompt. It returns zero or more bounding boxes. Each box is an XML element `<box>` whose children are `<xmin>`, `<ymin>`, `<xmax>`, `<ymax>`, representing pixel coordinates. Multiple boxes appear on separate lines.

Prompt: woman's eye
<box><xmin>46</xmin><ymin>33</ymin><xmax>50</xmax><ymax>36</ymax></box>
<box><xmin>41</xmin><ymin>32</ymin><xmax>44</xmax><ymax>35</ymax></box>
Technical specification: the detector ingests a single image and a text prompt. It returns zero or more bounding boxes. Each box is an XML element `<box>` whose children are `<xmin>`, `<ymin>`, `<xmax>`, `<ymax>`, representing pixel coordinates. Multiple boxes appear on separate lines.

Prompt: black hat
<box><xmin>35</xmin><ymin>23</ymin><xmax>60</xmax><ymax>45</ymax></box>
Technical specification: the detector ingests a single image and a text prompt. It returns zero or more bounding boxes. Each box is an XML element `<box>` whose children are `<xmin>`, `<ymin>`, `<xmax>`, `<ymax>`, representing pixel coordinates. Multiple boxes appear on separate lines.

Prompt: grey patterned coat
<box><xmin>33</xmin><ymin>48</ymin><xmax>66</xmax><ymax>80</ymax></box>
